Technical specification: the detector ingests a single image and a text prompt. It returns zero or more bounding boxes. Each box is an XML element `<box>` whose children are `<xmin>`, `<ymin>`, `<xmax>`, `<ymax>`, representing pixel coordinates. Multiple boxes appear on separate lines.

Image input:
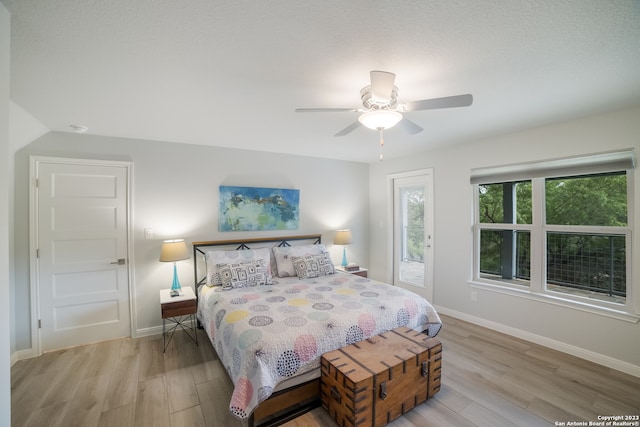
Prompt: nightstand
<box><xmin>160</xmin><ymin>287</ymin><xmax>198</xmax><ymax>352</ymax></box>
<box><xmin>335</xmin><ymin>266</ymin><xmax>368</xmax><ymax>278</ymax></box>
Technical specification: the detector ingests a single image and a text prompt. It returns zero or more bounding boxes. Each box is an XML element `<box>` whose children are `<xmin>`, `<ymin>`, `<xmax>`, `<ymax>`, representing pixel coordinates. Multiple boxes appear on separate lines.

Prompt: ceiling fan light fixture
<box><xmin>358</xmin><ymin>110</ymin><xmax>402</xmax><ymax>130</ymax></box>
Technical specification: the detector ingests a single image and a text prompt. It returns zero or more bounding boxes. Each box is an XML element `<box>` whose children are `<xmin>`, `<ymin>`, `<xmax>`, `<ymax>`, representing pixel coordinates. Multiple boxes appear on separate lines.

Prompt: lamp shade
<box><xmin>334</xmin><ymin>229</ymin><xmax>353</xmax><ymax>246</ymax></box>
<box><xmin>159</xmin><ymin>239</ymin><xmax>190</xmax><ymax>262</ymax></box>
<box><xmin>358</xmin><ymin>110</ymin><xmax>402</xmax><ymax>130</ymax></box>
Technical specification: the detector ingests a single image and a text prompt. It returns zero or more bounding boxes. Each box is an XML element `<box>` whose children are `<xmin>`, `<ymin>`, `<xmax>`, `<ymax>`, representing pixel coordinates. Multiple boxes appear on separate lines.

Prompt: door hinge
<box><xmin>35</xmin><ymin>178</ymin><xmax>39</xmax><ymax>188</ymax></box>
<box><xmin>36</xmin><ymin>248</ymin><xmax>39</xmax><ymax>258</ymax></box>
<box><xmin>38</xmin><ymin>319</ymin><xmax>41</xmax><ymax>329</ymax></box>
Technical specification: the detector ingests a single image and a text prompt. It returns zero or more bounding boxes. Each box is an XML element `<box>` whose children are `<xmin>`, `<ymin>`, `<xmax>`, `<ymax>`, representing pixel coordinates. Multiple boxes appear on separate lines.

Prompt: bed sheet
<box><xmin>197</xmin><ymin>272</ymin><xmax>442</xmax><ymax>420</ymax></box>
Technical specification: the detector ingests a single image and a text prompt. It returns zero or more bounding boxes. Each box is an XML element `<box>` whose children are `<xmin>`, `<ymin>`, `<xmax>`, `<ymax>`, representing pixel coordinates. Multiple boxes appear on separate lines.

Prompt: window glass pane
<box><xmin>515</xmin><ymin>231</ymin><xmax>531</xmax><ymax>280</ymax></box>
<box><xmin>545</xmin><ymin>173</ymin><xmax>627</xmax><ymax>226</ymax></box>
<box><xmin>399</xmin><ymin>185</ymin><xmax>425</xmax><ymax>286</ymax></box>
<box><xmin>478</xmin><ymin>181</ymin><xmax>531</xmax><ymax>224</ymax></box>
<box><xmin>479</xmin><ymin>229</ymin><xmax>530</xmax><ymax>285</ymax></box>
<box><xmin>402</xmin><ymin>187</ymin><xmax>425</xmax><ymax>263</ymax></box>
<box><xmin>480</xmin><ymin>229</ymin><xmax>501</xmax><ymax>275</ymax></box>
<box><xmin>547</xmin><ymin>232</ymin><xmax>626</xmax><ymax>301</ymax></box>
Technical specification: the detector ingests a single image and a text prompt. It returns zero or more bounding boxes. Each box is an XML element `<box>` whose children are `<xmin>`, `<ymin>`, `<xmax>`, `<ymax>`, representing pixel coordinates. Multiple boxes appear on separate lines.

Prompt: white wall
<box><xmin>369</xmin><ymin>105</ymin><xmax>640</xmax><ymax>374</ymax></box>
<box><xmin>9</xmin><ymin>101</ymin><xmax>48</xmax><ymax>152</ymax></box>
<box><xmin>1</xmin><ymin>2</ymin><xmax>12</xmax><ymax>425</ymax></box>
<box><xmin>12</xmin><ymin>133</ymin><xmax>369</xmax><ymax>350</ymax></box>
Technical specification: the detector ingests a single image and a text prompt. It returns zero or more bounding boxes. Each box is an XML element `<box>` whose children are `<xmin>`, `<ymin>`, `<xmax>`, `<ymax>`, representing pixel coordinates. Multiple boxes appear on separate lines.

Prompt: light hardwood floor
<box><xmin>11</xmin><ymin>314</ymin><xmax>640</xmax><ymax>426</ymax></box>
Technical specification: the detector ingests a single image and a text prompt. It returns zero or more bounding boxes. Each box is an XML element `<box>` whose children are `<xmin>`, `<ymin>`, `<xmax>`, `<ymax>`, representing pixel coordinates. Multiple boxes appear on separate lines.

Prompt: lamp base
<box><xmin>341</xmin><ymin>247</ymin><xmax>348</xmax><ymax>268</ymax></box>
<box><xmin>170</xmin><ymin>262</ymin><xmax>182</xmax><ymax>296</ymax></box>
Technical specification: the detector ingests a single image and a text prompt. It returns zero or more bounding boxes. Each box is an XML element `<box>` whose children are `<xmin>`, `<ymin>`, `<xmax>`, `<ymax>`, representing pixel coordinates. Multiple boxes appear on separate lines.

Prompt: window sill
<box><xmin>469</xmin><ymin>280</ymin><xmax>640</xmax><ymax>324</ymax></box>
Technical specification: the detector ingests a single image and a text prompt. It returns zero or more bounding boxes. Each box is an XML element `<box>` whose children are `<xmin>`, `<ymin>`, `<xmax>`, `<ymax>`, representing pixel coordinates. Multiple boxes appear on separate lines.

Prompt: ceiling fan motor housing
<box><xmin>360</xmin><ymin>85</ymin><xmax>398</xmax><ymax>110</ymax></box>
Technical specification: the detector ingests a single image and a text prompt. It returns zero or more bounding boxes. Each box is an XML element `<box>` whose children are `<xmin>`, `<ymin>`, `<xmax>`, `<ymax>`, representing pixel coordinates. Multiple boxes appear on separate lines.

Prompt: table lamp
<box><xmin>159</xmin><ymin>239</ymin><xmax>190</xmax><ymax>296</ymax></box>
<box><xmin>334</xmin><ymin>229</ymin><xmax>353</xmax><ymax>267</ymax></box>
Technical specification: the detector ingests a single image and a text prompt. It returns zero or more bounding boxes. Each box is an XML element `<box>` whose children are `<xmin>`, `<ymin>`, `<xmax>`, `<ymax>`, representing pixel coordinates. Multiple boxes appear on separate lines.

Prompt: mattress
<box><xmin>197</xmin><ymin>271</ymin><xmax>442</xmax><ymax>420</ymax></box>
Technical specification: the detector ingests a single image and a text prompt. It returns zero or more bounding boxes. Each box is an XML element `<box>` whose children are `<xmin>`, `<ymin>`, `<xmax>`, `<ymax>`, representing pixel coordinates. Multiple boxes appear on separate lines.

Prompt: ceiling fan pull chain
<box><xmin>379</xmin><ymin>128</ymin><xmax>384</xmax><ymax>161</ymax></box>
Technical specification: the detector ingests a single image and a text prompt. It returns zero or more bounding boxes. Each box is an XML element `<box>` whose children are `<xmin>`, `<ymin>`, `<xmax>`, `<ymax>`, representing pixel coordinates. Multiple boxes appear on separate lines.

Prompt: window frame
<box><xmin>470</xmin><ymin>151</ymin><xmax>637</xmax><ymax>321</ymax></box>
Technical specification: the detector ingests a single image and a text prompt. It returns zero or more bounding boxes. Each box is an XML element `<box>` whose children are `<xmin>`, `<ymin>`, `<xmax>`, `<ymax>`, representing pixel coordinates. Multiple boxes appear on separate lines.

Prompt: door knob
<box><xmin>110</xmin><ymin>259</ymin><xmax>126</xmax><ymax>265</ymax></box>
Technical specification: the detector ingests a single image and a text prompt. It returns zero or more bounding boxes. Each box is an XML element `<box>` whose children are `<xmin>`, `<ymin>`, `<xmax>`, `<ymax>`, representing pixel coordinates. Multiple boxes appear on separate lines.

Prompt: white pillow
<box><xmin>205</xmin><ymin>248</ymin><xmax>272</xmax><ymax>286</ymax></box>
<box><xmin>292</xmin><ymin>252</ymin><xmax>335</xmax><ymax>279</ymax></box>
<box><xmin>272</xmin><ymin>244</ymin><xmax>327</xmax><ymax>277</ymax></box>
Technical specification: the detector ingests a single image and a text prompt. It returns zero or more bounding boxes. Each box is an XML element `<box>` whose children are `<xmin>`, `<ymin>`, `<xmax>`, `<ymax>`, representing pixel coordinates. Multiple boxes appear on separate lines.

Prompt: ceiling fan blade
<box><xmin>403</xmin><ymin>94</ymin><xmax>473</xmax><ymax>112</ymax></box>
<box><xmin>370</xmin><ymin>71</ymin><xmax>396</xmax><ymax>102</ymax></box>
<box><xmin>295</xmin><ymin>108</ymin><xmax>358</xmax><ymax>113</ymax></box>
<box><xmin>398</xmin><ymin>117</ymin><xmax>423</xmax><ymax>135</ymax></box>
<box><xmin>334</xmin><ymin>121</ymin><xmax>362</xmax><ymax>137</ymax></box>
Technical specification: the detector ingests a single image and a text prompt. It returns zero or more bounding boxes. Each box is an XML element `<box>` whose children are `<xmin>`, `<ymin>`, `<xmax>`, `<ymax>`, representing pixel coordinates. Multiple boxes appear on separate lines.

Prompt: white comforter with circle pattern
<box><xmin>197</xmin><ymin>272</ymin><xmax>442</xmax><ymax>420</ymax></box>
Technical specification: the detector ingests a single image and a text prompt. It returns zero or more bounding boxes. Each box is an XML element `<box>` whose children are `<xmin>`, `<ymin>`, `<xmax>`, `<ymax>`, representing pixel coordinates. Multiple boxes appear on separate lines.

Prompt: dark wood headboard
<box><xmin>192</xmin><ymin>234</ymin><xmax>322</xmax><ymax>287</ymax></box>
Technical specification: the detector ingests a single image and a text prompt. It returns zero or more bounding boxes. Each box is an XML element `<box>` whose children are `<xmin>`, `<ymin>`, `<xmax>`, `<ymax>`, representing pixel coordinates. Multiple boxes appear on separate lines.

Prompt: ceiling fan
<box><xmin>295</xmin><ymin>70</ymin><xmax>473</xmax><ymax>138</ymax></box>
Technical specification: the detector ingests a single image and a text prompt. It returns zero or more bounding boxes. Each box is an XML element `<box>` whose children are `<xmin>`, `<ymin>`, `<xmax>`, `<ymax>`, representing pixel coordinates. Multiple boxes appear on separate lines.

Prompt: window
<box><xmin>471</xmin><ymin>150</ymin><xmax>635</xmax><ymax>315</ymax></box>
<box><xmin>478</xmin><ymin>181</ymin><xmax>532</xmax><ymax>286</ymax></box>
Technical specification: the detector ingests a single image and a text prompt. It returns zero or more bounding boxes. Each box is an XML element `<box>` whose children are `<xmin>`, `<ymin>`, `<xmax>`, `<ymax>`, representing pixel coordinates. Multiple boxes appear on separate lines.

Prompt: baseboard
<box><xmin>11</xmin><ymin>321</ymin><xmax>196</xmax><ymax>363</ymax></box>
<box><xmin>11</xmin><ymin>348</ymin><xmax>36</xmax><ymax>365</ymax></box>
<box><xmin>135</xmin><ymin>325</ymin><xmax>163</xmax><ymax>338</ymax></box>
<box><xmin>136</xmin><ymin>319</ymin><xmax>196</xmax><ymax>338</ymax></box>
<box><xmin>435</xmin><ymin>305</ymin><xmax>640</xmax><ymax>378</ymax></box>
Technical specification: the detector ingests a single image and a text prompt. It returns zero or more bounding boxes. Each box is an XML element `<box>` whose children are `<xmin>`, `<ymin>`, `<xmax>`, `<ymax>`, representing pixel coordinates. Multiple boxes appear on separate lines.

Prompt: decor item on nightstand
<box><xmin>334</xmin><ymin>229</ymin><xmax>353</xmax><ymax>267</ymax></box>
<box><xmin>159</xmin><ymin>239</ymin><xmax>190</xmax><ymax>297</ymax></box>
<box><xmin>335</xmin><ymin>266</ymin><xmax>367</xmax><ymax>278</ymax></box>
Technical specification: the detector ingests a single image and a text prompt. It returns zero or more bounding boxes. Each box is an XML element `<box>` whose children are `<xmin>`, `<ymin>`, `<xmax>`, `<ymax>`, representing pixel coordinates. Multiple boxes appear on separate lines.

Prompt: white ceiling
<box><xmin>4</xmin><ymin>0</ymin><xmax>640</xmax><ymax>163</ymax></box>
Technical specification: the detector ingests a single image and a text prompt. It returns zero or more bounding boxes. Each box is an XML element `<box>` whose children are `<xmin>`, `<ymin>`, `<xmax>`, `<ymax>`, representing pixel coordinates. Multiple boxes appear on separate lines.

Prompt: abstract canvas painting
<box><xmin>219</xmin><ymin>186</ymin><xmax>300</xmax><ymax>231</ymax></box>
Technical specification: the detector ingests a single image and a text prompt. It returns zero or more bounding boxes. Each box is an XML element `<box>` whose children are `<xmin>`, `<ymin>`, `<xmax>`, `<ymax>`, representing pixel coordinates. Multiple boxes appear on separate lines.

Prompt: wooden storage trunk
<box><xmin>320</xmin><ymin>326</ymin><xmax>442</xmax><ymax>427</ymax></box>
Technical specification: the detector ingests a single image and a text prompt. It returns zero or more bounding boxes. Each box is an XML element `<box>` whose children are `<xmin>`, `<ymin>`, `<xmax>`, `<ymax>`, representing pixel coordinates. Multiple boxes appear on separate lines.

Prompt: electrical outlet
<box><xmin>470</xmin><ymin>291</ymin><xmax>478</xmax><ymax>302</ymax></box>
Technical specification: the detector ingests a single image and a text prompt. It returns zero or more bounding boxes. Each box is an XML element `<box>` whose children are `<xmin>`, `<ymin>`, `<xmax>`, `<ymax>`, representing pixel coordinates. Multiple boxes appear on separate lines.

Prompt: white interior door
<box><xmin>33</xmin><ymin>157</ymin><xmax>131</xmax><ymax>352</ymax></box>
<box><xmin>392</xmin><ymin>170</ymin><xmax>434</xmax><ymax>301</ymax></box>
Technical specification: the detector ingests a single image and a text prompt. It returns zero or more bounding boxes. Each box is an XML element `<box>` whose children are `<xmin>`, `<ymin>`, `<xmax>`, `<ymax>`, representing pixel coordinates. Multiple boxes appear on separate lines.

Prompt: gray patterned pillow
<box><xmin>206</xmin><ymin>248</ymin><xmax>272</xmax><ymax>286</ymax></box>
<box><xmin>272</xmin><ymin>244</ymin><xmax>327</xmax><ymax>277</ymax></box>
<box><xmin>291</xmin><ymin>252</ymin><xmax>335</xmax><ymax>279</ymax></box>
<box><xmin>217</xmin><ymin>259</ymin><xmax>270</xmax><ymax>289</ymax></box>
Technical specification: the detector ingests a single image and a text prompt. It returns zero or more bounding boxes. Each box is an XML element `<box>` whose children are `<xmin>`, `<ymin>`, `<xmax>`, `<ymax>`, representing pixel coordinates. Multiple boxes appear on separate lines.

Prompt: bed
<box><xmin>193</xmin><ymin>234</ymin><xmax>442</xmax><ymax>427</ymax></box>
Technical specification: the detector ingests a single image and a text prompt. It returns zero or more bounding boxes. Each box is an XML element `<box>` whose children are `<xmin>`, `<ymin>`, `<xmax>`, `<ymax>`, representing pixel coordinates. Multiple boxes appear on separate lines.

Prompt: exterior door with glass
<box><xmin>392</xmin><ymin>170</ymin><xmax>434</xmax><ymax>300</ymax></box>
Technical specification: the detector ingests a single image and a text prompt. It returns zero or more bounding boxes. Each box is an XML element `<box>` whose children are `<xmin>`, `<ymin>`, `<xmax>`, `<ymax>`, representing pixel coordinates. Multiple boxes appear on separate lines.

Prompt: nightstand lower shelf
<box><xmin>162</xmin><ymin>313</ymin><xmax>198</xmax><ymax>352</ymax></box>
